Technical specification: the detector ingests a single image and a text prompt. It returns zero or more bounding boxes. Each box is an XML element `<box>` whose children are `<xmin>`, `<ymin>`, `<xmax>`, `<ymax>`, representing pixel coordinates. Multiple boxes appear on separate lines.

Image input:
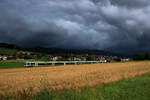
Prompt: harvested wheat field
<box><xmin>0</xmin><ymin>61</ymin><xmax>150</xmax><ymax>97</ymax></box>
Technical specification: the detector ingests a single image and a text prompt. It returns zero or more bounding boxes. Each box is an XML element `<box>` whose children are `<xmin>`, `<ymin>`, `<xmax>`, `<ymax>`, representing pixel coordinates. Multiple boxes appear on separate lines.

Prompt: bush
<box><xmin>133</xmin><ymin>53</ymin><xmax>150</xmax><ymax>60</ymax></box>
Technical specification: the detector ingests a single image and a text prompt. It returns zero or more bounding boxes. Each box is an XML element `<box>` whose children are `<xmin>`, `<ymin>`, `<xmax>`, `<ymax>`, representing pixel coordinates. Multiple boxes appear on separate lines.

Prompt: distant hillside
<box><xmin>0</xmin><ymin>43</ymin><xmax>119</xmax><ymax>56</ymax></box>
<box><xmin>24</xmin><ymin>47</ymin><xmax>117</xmax><ymax>56</ymax></box>
<box><xmin>0</xmin><ymin>43</ymin><xmax>20</xmax><ymax>50</ymax></box>
<box><xmin>0</xmin><ymin>48</ymin><xmax>18</xmax><ymax>55</ymax></box>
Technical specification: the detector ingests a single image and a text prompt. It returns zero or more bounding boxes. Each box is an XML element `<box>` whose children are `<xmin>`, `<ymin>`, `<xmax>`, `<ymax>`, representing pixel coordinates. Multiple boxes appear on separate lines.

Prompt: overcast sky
<box><xmin>0</xmin><ymin>0</ymin><xmax>150</xmax><ymax>54</ymax></box>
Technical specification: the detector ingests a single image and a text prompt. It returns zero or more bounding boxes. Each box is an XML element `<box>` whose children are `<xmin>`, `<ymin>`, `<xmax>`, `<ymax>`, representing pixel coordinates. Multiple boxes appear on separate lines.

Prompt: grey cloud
<box><xmin>0</xmin><ymin>0</ymin><xmax>150</xmax><ymax>55</ymax></box>
<box><xmin>111</xmin><ymin>0</ymin><xmax>150</xmax><ymax>8</ymax></box>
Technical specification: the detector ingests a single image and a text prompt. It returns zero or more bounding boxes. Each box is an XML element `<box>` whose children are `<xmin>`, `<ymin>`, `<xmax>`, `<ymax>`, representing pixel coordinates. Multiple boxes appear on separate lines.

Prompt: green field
<box><xmin>31</xmin><ymin>73</ymin><xmax>150</xmax><ymax>100</ymax></box>
<box><xmin>0</xmin><ymin>60</ymin><xmax>39</xmax><ymax>69</ymax></box>
<box><xmin>0</xmin><ymin>61</ymin><xmax>24</xmax><ymax>69</ymax></box>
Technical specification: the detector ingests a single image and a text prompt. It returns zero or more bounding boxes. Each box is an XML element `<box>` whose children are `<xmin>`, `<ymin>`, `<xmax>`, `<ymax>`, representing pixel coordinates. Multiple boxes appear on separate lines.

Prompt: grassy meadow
<box><xmin>0</xmin><ymin>60</ymin><xmax>36</xmax><ymax>69</ymax></box>
<box><xmin>0</xmin><ymin>61</ymin><xmax>24</xmax><ymax>69</ymax></box>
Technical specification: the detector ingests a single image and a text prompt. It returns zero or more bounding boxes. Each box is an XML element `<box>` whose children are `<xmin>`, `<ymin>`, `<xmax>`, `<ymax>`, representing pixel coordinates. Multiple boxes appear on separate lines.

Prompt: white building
<box><xmin>0</xmin><ymin>56</ymin><xmax>7</xmax><ymax>60</ymax></box>
<box><xmin>121</xmin><ymin>58</ymin><xmax>130</xmax><ymax>62</ymax></box>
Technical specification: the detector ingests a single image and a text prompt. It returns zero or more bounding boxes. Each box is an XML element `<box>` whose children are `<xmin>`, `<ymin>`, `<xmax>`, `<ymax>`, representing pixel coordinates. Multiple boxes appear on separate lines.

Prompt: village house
<box><xmin>0</xmin><ymin>56</ymin><xmax>8</xmax><ymax>60</ymax></box>
<box><xmin>52</xmin><ymin>56</ymin><xmax>63</xmax><ymax>61</ymax></box>
<box><xmin>121</xmin><ymin>58</ymin><xmax>130</xmax><ymax>62</ymax></box>
<box><xmin>81</xmin><ymin>57</ymin><xmax>87</xmax><ymax>61</ymax></box>
<box><xmin>73</xmin><ymin>57</ymin><xmax>81</xmax><ymax>61</ymax></box>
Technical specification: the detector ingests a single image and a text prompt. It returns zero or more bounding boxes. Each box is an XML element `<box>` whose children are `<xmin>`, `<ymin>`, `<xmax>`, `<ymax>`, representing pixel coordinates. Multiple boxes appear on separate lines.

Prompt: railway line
<box><xmin>25</xmin><ymin>60</ymin><xmax>107</xmax><ymax>67</ymax></box>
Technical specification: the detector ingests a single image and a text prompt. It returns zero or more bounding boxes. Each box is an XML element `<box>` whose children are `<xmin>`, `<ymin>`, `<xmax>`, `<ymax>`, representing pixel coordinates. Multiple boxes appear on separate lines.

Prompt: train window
<box><xmin>38</xmin><ymin>63</ymin><xmax>44</xmax><ymax>66</ymax></box>
<box><xmin>38</xmin><ymin>62</ymin><xmax>51</xmax><ymax>66</ymax></box>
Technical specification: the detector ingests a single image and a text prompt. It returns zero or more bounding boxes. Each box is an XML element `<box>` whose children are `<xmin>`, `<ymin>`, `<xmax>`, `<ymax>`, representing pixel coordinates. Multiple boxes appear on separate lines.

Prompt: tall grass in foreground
<box><xmin>31</xmin><ymin>73</ymin><xmax>150</xmax><ymax>100</ymax></box>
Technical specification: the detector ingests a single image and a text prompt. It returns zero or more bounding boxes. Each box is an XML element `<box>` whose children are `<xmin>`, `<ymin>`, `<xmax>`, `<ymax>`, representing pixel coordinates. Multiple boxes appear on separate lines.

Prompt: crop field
<box><xmin>0</xmin><ymin>61</ymin><xmax>150</xmax><ymax>99</ymax></box>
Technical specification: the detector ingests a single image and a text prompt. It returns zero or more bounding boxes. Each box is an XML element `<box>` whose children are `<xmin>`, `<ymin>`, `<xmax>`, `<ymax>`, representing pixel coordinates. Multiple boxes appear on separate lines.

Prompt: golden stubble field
<box><xmin>0</xmin><ymin>61</ymin><xmax>150</xmax><ymax>97</ymax></box>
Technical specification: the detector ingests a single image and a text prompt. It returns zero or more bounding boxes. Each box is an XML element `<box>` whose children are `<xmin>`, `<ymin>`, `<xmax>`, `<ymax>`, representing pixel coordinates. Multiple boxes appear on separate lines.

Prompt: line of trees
<box><xmin>133</xmin><ymin>53</ymin><xmax>150</xmax><ymax>60</ymax></box>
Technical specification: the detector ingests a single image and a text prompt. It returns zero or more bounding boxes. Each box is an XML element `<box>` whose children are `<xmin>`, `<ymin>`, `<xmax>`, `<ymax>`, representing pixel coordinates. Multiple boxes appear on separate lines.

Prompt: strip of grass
<box><xmin>0</xmin><ymin>62</ymin><xmax>24</xmax><ymax>69</ymax></box>
<box><xmin>31</xmin><ymin>73</ymin><xmax>150</xmax><ymax>100</ymax></box>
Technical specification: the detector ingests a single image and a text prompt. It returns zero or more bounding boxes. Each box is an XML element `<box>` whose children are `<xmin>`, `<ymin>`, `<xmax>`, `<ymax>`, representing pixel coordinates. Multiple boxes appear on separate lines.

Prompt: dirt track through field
<box><xmin>0</xmin><ymin>61</ymin><xmax>150</xmax><ymax>96</ymax></box>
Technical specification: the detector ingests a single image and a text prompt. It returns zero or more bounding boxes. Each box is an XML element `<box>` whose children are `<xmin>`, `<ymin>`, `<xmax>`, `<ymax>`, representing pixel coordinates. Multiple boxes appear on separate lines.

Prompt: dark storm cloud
<box><xmin>0</xmin><ymin>0</ymin><xmax>150</xmax><ymax>54</ymax></box>
<box><xmin>111</xmin><ymin>0</ymin><xmax>150</xmax><ymax>8</ymax></box>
